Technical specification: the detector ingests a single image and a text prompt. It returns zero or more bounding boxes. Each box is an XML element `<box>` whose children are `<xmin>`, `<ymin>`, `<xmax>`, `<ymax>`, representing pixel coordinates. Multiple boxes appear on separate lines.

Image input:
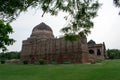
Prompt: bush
<box><xmin>107</xmin><ymin>49</ymin><xmax>120</xmax><ymax>59</ymax></box>
<box><xmin>51</xmin><ymin>61</ymin><xmax>57</xmax><ymax>64</ymax></box>
<box><xmin>16</xmin><ymin>61</ymin><xmax>22</xmax><ymax>64</ymax></box>
<box><xmin>1</xmin><ymin>60</ymin><xmax>5</xmax><ymax>64</ymax></box>
<box><xmin>96</xmin><ymin>59</ymin><xmax>103</xmax><ymax>63</ymax></box>
<box><xmin>23</xmin><ymin>60</ymin><xmax>28</xmax><ymax>64</ymax></box>
<box><xmin>39</xmin><ymin>59</ymin><xmax>45</xmax><ymax>65</ymax></box>
<box><xmin>33</xmin><ymin>61</ymin><xmax>39</xmax><ymax>65</ymax></box>
<box><xmin>63</xmin><ymin>61</ymin><xmax>71</xmax><ymax>64</ymax></box>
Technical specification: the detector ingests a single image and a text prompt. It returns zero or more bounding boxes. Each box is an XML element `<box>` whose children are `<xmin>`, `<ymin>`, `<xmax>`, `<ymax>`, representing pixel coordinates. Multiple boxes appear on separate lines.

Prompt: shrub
<box><xmin>96</xmin><ymin>59</ymin><xmax>103</xmax><ymax>63</ymax></box>
<box><xmin>107</xmin><ymin>49</ymin><xmax>120</xmax><ymax>59</ymax></box>
<box><xmin>33</xmin><ymin>61</ymin><xmax>39</xmax><ymax>65</ymax></box>
<box><xmin>63</xmin><ymin>61</ymin><xmax>71</xmax><ymax>64</ymax></box>
<box><xmin>51</xmin><ymin>61</ymin><xmax>57</xmax><ymax>64</ymax></box>
<box><xmin>1</xmin><ymin>60</ymin><xmax>5</xmax><ymax>64</ymax></box>
<box><xmin>39</xmin><ymin>59</ymin><xmax>45</xmax><ymax>65</ymax></box>
<box><xmin>23</xmin><ymin>60</ymin><xmax>28</xmax><ymax>64</ymax></box>
<box><xmin>16</xmin><ymin>61</ymin><xmax>22</xmax><ymax>64</ymax></box>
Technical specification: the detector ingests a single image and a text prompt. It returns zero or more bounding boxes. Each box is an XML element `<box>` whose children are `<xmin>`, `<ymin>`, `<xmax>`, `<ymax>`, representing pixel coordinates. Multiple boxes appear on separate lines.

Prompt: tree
<box><xmin>0</xmin><ymin>20</ymin><xmax>15</xmax><ymax>52</ymax></box>
<box><xmin>107</xmin><ymin>49</ymin><xmax>120</xmax><ymax>59</ymax></box>
<box><xmin>0</xmin><ymin>0</ymin><xmax>101</xmax><ymax>41</ymax></box>
<box><xmin>0</xmin><ymin>0</ymin><xmax>119</xmax><ymax>51</ymax></box>
<box><xmin>0</xmin><ymin>51</ymin><xmax>21</xmax><ymax>60</ymax></box>
<box><xmin>113</xmin><ymin>0</ymin><xmax>120</xmax><ymax>14</ymax></box>
<box><xmin>113</xmin><ymin>0</ymin><xmax>120</xmax><ymax>7</ymax></box>
<box><xmin>0</xmin><ymin>0</ymin><xmax>39</xmax><ymax>22</ymax></box>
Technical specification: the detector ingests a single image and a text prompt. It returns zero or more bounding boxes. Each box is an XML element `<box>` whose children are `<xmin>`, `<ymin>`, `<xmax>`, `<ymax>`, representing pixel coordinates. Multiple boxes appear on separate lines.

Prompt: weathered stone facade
<box><xmin>87</xmin><ymin>40</ymin><xmax>107</xmax><ymax>60</ymax></box>
<box><xmin>21</xmin><ymin>22</ymin><xmax>106</xmax><ymax>64</ymax></box>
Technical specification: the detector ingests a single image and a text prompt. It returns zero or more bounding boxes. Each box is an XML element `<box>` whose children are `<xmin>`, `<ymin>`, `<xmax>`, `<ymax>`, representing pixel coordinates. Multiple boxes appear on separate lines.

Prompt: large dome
<box><xmin>32</xmin><ymin>22</ymin><xmax>52</xmax><ymax>31</ymax></box>
<box><xmin>30</xmin><ymin>22</ymin><xmax>54</xmax><ymax>39</ymax></box>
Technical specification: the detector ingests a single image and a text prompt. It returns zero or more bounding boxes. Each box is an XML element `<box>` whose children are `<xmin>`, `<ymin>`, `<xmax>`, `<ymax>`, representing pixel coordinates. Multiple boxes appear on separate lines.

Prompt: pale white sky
<box><xmin>8</xmin><ymin>0</ymin><xmax>120</xmax><ymax>51</ymax></box>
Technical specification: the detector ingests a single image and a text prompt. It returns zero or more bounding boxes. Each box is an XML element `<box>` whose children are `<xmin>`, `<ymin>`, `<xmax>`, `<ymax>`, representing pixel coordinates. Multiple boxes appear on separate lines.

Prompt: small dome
<box><xmin>33</xmin><ymin>22</ymin><xmax>52</xmax><ymax>32</ymax></box>
<box><xmin>88</xmin><ymin>40</ymin><xmax>96</xmax><ymax>45</ymax></box>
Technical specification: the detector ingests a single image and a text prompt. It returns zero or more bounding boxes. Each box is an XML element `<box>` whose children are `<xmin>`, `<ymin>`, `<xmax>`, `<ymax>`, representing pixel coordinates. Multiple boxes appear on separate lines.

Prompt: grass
<box><xmin>0</xmin><ymin>59</ymin><xmax>120</xmax><ymax>80</ymax></box>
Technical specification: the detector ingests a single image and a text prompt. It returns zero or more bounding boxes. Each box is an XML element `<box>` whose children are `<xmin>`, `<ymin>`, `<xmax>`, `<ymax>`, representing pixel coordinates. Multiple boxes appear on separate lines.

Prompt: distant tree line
<box><xmin>107</xmin><ymin>49</ymin><xmax>120</xmax><ymax>59</ymax></box>
<box><xmin>0</xmin><ymin>51</ymin><xmax>20</xmax><ymax>60</ymax></box>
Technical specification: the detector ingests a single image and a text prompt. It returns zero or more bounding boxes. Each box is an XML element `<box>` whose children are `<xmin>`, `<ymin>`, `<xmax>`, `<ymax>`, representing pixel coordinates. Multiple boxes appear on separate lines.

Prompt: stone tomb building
<box><xmin>21</xmin><ymin>22</ymin><xmax>107</xmax><ymax>64</ymax></box>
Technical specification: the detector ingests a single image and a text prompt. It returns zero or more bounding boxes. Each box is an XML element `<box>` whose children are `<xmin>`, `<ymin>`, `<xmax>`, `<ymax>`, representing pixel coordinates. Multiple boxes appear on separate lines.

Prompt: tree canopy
<box><xmin>114</xmin><ymin>0</ymin><xmax>120</xmax><ymax>7</ymax></box>
<box><xmin>113</xmin><ymin>0</ymin><xmax>120</xmax><ymax>14</ymax></box>
<box><xmin>0</xmin><ymin>0</ymin><xmax>119</xmax><ymax>51</ymax></box>
<box><xmin>0</xmin><ymin>51</ymin><xmax>20</xmax><ymax>60</ymax></box>
<box><xmin>107</xmin><ymin>49</ymin><xmax>120</xmax><ymax>59</ymax></box>
<box><xmin>0</xmin><ymin>0</ymin><xmax>101</xmax><ymax>40</ymax></box>
<box><xmin>0</xmin><ymin>0</ymin><xmax>40</xmax><ymax>22</ymax></box>
<box><xmin>0</xmin><ymin>20</ymin><xmax>15</xmax><ymax>52</ymax></box>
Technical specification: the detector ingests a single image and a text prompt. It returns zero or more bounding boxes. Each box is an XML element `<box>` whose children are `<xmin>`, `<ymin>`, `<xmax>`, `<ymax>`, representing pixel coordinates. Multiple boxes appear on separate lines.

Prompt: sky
<box><xmin>7</xmin><ymin>0</ymin><xmax>120</xmax><ymax>51</ymax></box>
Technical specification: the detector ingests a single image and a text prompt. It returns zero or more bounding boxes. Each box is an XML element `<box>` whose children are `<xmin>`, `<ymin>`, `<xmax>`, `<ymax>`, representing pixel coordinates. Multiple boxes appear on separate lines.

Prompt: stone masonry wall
<box><xmin>21</xmin><ymin>37</ymin><xmax>89</xmax><ymax>64</ymax></box>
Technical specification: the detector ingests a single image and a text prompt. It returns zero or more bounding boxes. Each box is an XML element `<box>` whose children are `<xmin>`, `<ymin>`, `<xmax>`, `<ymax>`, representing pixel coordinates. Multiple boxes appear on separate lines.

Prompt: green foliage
<box><xmin>63</xmin><ymin>61</ymin><xmax>71</xmax><ymax>64</ymax></box>
<box><xmin>0</xmin><ymin>0</ymin><xmax>101</xmax><ymax>41</ymax></box>
<box><xmin>0</xmin><ymin>0</ymin><xmax>40</xmax><ymax>22</ymax></box>
<box><xmin>107</xmin><ymin>49</ymin><xmax>120</xmax><ymax>59</ymax></box>
<box><xmin>33</xmin><ymin>61</ymin><xmax>39</xmax><ymax>65</ymax></box>
<box><xmin>39</xmin><ymin>59</ymin><xmax>45</xmax><ymax>65</ymax></box>
<box><xmin>51</xmin><ymin>61</ymin><xmax>57</xmax><ymax>64</ymax></box>
<box><xmin>16</xmin><ymin>61</ymin><xmax>22</xmax><ymax>65</ymax></box>
<box><xmin>0</xmin><ymin>20</ymin><xmax>15</xmax><ymax>51</ymax></box>
<box><xmin>113</xmin><ymin>0</ymin><xmax>120</xmax><ymax>7</ymax></box>
<box><xmin>0</xmin><ymin>51</ymin><xmax>21</xmax><ymax>60</ymax></box>
<box><xmin>0</xmin><ymin>0</ymin><xmax>119</xmax><ymax>41</ymax></box>
<box><xmin>64</xmin><ymin>34</ymin><xmax>80</xmax><ymax>41</ymax></box>
<box><xmin>23</xmin><ymin>60</ymin><xmax>28</xmax><ymax>64</ymax></box>
<box><xmin>113</xmin><ymin>0</ymin><xmax>120</xmax><ymax>14</ymax></box>
<box><xmin>60</xmin><ymin>0</ymin><xmax>101</xmax><ymax>40</ymax></box>
<box><xmin>96</xmin><ymin>59</ymin><xmax>103</xmax><ymax>63</ymax></box>
<box><xmin>0</xmin><ymin>60</ymin><xmax>5</xmax><ymax>64</ymax></box>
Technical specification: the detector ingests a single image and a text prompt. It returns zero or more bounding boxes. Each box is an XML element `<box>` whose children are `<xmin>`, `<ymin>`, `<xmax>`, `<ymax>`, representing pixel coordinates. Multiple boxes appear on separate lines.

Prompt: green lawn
<box><xmin>0</xmin><ymin>59</ymin><xmax>120</xmax><ymax>80</ymax></box>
